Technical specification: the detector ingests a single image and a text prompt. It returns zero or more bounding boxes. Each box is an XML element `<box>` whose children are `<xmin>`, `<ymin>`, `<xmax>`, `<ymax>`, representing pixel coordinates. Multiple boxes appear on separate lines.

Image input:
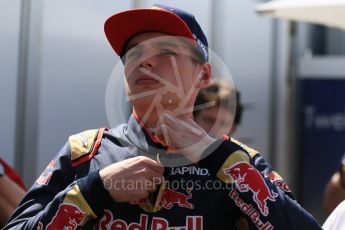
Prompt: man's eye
<box><xmin>126</xmin><ymin>50</ymin><xmax>140</xmax><ymax>60</ymax></box>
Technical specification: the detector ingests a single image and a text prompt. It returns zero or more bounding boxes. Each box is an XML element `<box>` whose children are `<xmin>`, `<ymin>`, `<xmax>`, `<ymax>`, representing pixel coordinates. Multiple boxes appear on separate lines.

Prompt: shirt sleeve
<box><xmin>199</xmin><ymin>139</ymin><xmax>322</xmax><ymax>230</ymax></box>
<box><xmin>3</xmin><ymin>143</ymin><xmax>112</xmax><ymax>230</ymax></box>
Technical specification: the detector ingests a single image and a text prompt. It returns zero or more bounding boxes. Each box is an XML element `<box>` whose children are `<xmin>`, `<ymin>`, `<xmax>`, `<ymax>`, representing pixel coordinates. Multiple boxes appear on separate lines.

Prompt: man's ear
<box><xmin>197</xmin><ymin>63</ymin><xmax>212</xmax><ymax>88</ymax></box>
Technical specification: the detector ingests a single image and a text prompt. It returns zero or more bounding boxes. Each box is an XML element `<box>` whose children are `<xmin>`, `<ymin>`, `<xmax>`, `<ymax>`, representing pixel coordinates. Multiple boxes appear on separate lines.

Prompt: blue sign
<box><xmin>299</xmin><ymin>78</ymin><xmax>345</xmax><ymax>221</ymax></box>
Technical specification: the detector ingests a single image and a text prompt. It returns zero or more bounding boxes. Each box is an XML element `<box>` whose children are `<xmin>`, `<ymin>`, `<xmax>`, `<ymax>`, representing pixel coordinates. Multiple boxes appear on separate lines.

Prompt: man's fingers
<box><xmin>158</xmin><ymin>113</ymin><xmax>177</xmax><ymax>128</ymax></box>
<box><xmin>179</xmin><ymin>120</ymin><xmax>203</xmax><ymax>136</ymax></box>
<box><xmin>137</xmin><ymin>156</ymin><xmax>164</xmax><ymax>175</ymax></box>
<box><xmin>154</xmin><ymin>123</ymin><xmax>180</xmax><ymax>146</ymax></box>
<box><xmin>160</xmin><ymin>113</ymin><xmax>204</xmax><ymax>136</ymax></box>
<box><xmin>181</xmin><ymin>117</ymin><xmax>203</xmax><ymax>129</ymax></box>
<box><xmin>137</xmin><ymin>167</ymin><xmax>164</xmax><ymax>182</ymax></box>
<box><xmin>154</xmin><ymin>123</ymin><xmax>170</xmax><ymax>146</ymax></box>
<box><xmin>146</xmin><ymin>177</ymin><xmax>164</xmax><ymax>192</ymax></box>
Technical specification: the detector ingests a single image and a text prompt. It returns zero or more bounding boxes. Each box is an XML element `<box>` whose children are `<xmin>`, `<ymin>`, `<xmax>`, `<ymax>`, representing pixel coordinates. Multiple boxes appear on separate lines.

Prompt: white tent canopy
<box><xmin>256</xmin><ymin>0</ymin><xmax>345</xmax><ymax>30</ymax></box>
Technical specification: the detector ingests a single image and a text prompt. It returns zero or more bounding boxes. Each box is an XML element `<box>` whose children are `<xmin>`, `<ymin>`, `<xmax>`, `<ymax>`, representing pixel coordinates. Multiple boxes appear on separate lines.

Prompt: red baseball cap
<box><xmin>104</xmin><ymin>4</ymin><xmax>208</xmax><ymax>61</ymax></box>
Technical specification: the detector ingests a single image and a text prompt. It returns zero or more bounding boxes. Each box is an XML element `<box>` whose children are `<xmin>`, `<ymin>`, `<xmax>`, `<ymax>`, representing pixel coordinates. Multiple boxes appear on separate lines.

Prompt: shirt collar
<box><xmin>123</xmin><ymin>114</ymin><xmax>192</xmax><ymax>166</ymax></box>
<box><xmin>124</xmin><ymin>114</ymin><xmax>166</xmax><ymax>154</ymax></box>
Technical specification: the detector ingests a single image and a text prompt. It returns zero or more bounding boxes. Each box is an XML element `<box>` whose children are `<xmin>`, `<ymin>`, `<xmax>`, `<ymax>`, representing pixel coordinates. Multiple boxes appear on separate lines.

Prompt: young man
<box><xmin>4</xmin><ymin>4</ymin><xmax>322</xmax><ymax>229</ymax></box>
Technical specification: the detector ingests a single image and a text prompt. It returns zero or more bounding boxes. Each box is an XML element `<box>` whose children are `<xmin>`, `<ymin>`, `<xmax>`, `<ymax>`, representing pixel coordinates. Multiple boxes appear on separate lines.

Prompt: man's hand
<box><xmin>154</xmin><ymin>113</ymin><xmax>217</xmax><ymax>162</ymax></box>
<box><xmin>99</xmin><ymin>156</ymin><xmax>164</xmax><ymax>202</ymax></box>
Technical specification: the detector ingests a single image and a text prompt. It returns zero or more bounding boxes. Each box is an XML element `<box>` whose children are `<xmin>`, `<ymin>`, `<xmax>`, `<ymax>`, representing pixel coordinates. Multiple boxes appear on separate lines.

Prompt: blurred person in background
<box><xmin>323</xmin><ymin>153</ymin><xmax>345</xmax><ymax>214</ymax></box>
<box><xmin>0</xmin><ymin>157</ymin><xmax>26</xmax><ymax>227</ymax></box>
<box><xmin>194</xmin><ymin>80</ymin><xmax>243</xmax><ymax>138</ymax></box>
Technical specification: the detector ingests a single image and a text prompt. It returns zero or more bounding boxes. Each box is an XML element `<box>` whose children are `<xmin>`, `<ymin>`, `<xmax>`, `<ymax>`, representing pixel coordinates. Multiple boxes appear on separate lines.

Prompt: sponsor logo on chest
<box><xmin>170</xmin><ymin>166</ymin><xmax>209</xmax><ymax>176</ymax></box>
<box><xmin>95</xmin><ymin>210</ymin><xmax>203</xmax><ymax>230</ymax></box>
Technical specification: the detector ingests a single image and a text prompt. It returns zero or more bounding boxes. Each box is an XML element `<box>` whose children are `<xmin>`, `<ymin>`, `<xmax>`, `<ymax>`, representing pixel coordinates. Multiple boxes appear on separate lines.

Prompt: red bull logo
<box><xmin>45</xmin><ymin>203</ymin><xmax>87</xmax><ymax>230</ymax></box>
<box><xmin>95</xmin><ymin>210</ymin><xmax>203</xmax><ymax>230</ymax></box>
<box><xmin>159</xmin><ymin>187</ymin><xmax>194</xmax><ymax>209</ymax></box>
<box><xmin>224</xmin><ymin>162</ymin><xmax>278</xmax><ymax>216</ymax></box>
<box><xmin>266</xmin><ymin>171</ymin><xmax>291</xmax><ymax>193</ymax></box>
<box><xmin>230</xmin><ymin>189</ymin><xmax>273</xmax><ymax>230</ymax></box>
<box><xmin>130</xmin><ymin>188</ymin><xmax>194</xmax><ymax>211</ymax></box>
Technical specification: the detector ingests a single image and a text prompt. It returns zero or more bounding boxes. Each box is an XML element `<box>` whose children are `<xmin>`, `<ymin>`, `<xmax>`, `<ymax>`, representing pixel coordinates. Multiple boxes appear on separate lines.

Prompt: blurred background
<box><xmin>1</xmin><ymin>0</ymin><xmax>345</xmax><ymax>223</ymax></box>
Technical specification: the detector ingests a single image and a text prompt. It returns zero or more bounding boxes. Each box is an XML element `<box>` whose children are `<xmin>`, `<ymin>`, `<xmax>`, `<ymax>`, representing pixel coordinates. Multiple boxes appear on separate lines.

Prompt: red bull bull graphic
<box><xmin>45</xmin><ymin>203</ymin><xmax>87</xmax><ymax>230</ymax></box>
<box><xmin>130</xmin><ymin>187</ymin><xmax>194</xmax><ymax>211</ymax></box>
<box><xmin>224</xmin><ymin>162</ymin><xmax>278</xmax><ymax>216</ymax></box>
<box><xmin>95</xmin><ymin>210</ymin><xmax>202</xmax><ymax>230</ymax></box>
<box><xmin>159</xmin><ymin>187</ymin><xmax>194</xmax><ymax>209</ymax></box>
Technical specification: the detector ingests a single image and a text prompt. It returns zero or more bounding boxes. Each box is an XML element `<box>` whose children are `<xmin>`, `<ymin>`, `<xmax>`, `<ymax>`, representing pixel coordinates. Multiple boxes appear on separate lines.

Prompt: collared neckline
<box><xmin>123</xmin><ymin>114</ymin><xmax>166</xmax><ymax>154</ymax></box>
<box><xmin>123</xmin><ymin>114</ymin><xmax>192</xmax><ymax>166</ymax></box>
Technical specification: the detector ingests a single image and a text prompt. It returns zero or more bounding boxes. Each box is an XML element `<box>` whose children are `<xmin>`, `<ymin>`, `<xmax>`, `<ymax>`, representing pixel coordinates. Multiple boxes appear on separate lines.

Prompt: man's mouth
<box><xmin>136</xmin><ymin>75</ymin><xmax>160</xmax><ymax>85</ymax></box>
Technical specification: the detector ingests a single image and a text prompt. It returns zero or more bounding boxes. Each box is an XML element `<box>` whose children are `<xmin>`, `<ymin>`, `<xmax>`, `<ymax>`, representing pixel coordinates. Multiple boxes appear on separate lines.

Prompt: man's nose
<box><xmin>139</xmin><ymin>49</ymin><xmax>158</xmax><ymax>68</ymax></box>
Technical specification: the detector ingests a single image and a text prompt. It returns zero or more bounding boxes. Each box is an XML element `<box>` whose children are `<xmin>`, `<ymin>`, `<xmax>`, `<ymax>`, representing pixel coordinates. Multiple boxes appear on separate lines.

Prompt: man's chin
<box><xmin>130</xmin><ymin>97</ymin><xmax>155</xmax><ymax>108</ymax></box>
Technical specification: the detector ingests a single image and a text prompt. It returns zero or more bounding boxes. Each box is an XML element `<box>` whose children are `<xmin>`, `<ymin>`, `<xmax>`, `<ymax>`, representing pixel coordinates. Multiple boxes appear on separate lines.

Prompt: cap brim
<box><xmin>104</xmin><ymin>8</ymin><xmax>194</xmax><ymax>56</ymax></box>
